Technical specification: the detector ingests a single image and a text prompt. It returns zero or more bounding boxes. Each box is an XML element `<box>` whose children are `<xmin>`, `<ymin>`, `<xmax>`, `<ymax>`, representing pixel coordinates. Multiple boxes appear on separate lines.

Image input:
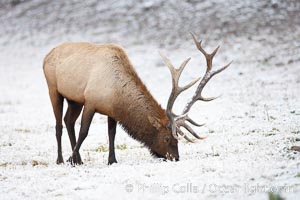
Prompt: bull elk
<box><xmin>43</xmin><ymin>33</ymin><xmax>231</xmax><ymax>165</ymax></box>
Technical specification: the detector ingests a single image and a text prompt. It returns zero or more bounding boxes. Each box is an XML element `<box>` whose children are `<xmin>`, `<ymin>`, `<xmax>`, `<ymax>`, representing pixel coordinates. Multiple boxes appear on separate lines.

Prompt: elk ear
<box><xmin>148</xmin><ymin>116</ymin><xmax>161</xmax><ymax>130</ymax></box>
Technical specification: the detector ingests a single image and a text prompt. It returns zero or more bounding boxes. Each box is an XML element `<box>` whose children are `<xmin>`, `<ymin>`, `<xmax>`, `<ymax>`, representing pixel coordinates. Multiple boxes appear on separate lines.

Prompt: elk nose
<box><xmin>175</xmin><ymin>158</ymin><xmax>179</xmax><ymax>161</ymax></box>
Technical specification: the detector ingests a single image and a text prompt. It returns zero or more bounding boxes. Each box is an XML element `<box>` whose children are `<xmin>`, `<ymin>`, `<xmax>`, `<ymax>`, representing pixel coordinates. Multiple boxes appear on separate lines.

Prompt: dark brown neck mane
<box><xmin>113</xmin><ymin>69</ymin><xmax>166</xmax><ymax>149</ymax></box>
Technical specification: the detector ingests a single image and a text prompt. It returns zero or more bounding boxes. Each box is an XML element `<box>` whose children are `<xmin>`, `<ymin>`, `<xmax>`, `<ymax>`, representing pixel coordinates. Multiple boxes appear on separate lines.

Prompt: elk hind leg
<box><xmin>64</xmin><ymin>100</ymin><xmax>83</xmax><ymax>151</ymax></box>
<box><xmin>49</xmin><ymin>90</ymin><xmax>64</xmax><ymax>164</ymax></box>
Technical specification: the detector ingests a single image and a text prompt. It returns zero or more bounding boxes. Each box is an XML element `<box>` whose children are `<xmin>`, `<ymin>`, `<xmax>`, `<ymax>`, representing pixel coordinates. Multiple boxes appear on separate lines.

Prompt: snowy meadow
<box><xmin>0</xmin><ymin>0</ymin><xmax>300</xmax><ymax>199</ymax></box>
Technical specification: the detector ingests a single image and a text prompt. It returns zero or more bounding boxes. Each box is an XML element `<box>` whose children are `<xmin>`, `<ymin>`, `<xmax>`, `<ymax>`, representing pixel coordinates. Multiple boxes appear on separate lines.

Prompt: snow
<box><xmin>0</xmin><ymin>0</ymin><xmax>300</xmax><ymax>199</ymax></box>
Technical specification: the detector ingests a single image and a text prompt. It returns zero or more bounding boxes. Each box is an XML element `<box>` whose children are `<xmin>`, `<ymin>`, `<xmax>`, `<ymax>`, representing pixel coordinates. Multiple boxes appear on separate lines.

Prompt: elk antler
<box><xmin>159</xmin><ymin>53</ymin><xmax>200</xmax><ymax>140</ymax></box>
<box><xmin>161</xmin><ymin>33</ymin><xmax>232</xmax><ymax>142</ymax></box>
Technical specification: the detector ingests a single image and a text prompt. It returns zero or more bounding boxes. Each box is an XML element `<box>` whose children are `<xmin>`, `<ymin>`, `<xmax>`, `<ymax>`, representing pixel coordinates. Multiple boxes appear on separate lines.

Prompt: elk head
<box><xmin>157</xmin><ymin>33</ymin><xmax>232</xmax><ymax>159</ymax></box>
<box><xmin>147</xmin><ymin>116</ymin><xmax>180</xmax><ymax>161</ymax></box>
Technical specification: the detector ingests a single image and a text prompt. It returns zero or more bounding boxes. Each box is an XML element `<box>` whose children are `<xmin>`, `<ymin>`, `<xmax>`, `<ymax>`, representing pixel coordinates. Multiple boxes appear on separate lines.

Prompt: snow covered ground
<box><xmin>0</xmin><ymin>0</ymin><xmax>300</xmax><ymax>199</ymax></box>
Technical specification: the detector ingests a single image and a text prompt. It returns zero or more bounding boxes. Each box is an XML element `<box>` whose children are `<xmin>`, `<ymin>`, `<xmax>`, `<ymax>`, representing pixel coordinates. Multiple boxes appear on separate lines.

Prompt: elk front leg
<box><xmin>68</xmin><ymin>105</ymin><xmax>95</xmax><ymax>165</ymax></box>
<box><xmin>108</xmin><ymin>117</ymin><xmax>117</xmax><ymax>165</ymax></box>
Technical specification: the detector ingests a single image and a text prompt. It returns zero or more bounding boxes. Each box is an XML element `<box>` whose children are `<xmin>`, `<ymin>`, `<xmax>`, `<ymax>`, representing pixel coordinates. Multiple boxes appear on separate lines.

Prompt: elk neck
<box><xmin>112</xmin><ymin>66</ymin><xmax>167</xmax><ymax>148</ymax></box>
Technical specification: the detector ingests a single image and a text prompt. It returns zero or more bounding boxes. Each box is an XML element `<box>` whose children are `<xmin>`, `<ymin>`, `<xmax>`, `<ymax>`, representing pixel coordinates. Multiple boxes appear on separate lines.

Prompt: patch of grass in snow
<box><xmin>95</xmin><ymin>145</ymin><xmax>108</xmax><ymax>152</ymax></box>
<box><xmin>209</xmin><ymin>129</ymin><xmax>215</xmax><ymax>133</ymax></box>
<box><xmin>0</xmin><ymin>142</ymin><xmax>12</xmax><ymax>147</ymax></box>
<box><xmin>0</xmin><ymin>162</ymin><xmax>8</xmax><ymax>167</ymax></box>
<box><xmin>269</xmin><ymin>116</ymin><xmax>276</xmax><ymax>120</ymax></box>
<box><xmin>291</xmin><ymin>130</ymin><xmax>300</xmax><ymax>134</ymax></box>
<box><xmin>295</xmin><ymin>172</ymin><xmax>300</xmax><ymax>178</ymax></box>
<box><xmin>205</xmin><ymin>153</ymin><xmax>220</xmax><ymax>157</ymax></box>
<box><xmin>31</xmin><ymin>160</ymin><xmax>48</xmax><ymax>167</ymax></box>
<box><xmin>290</xmin><ymin>110</ymin><xmax>300</xmax><ymax>115</ymax></box>
<box><xmin>14</xmin><ymin>128</ymin><xmax>31</xmax><ymax>133</ymax></box>
<box><xmin>286</xmin><ymin>153</ymin><xmax>296</xmax><ymax>160</ymax></box>
<box><xmin>15</xmin><ymin>160</ymin><xmax>48</xmax><ymax>167</ymax></box>
<box><xmin>93</xmin><ymin>144</ymin><xmax>143</xmax><ymax>152</ymax></box>
<box><xmin>265</xmin><ymin>128</ymin><xmax>280</xmax><ymax>136</ymax></box>
<box><xmin>272</xmin><ymin>127</ymin><xmax>280</xmax><ymax>132</ymax></box>
<box><xmin>268</xmin><ymin>192</ymin><xmax>284</xmax><ymax>200</ymax></box>
<box><xmin>0</xmin><ymin>174</ymin><xmax>8</xmax><ymax>181</ymax></box>
<box><xmin>116</xmin><ymin>144</ymin><xmax>127</xmax><ymax>150</ymax></box>
<box><xmin>266</xmin><ymin>133</ymin><xmax>276</xmax><ymax>136</ymax></box>
<box><xmin>204</xmin><ymin>152</ymin><xmax>220</xmax><ymax>157</ymax></box>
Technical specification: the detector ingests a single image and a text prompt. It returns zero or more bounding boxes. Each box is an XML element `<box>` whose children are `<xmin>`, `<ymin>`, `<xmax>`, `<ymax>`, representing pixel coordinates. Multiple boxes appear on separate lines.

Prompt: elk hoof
<box><xmin>67</xmin><ymin>152</ymin><xmax>83</xmax><ymax>165</ymax></box>
<box><xmin>56</xmin><ymin>155</ymin><xmax>64</xmax><ymax>164</ymax></box>
<box><xmin>108</xmin><ymin>159</ymin><xmax>117</xmax><ymax>165</ymax></box>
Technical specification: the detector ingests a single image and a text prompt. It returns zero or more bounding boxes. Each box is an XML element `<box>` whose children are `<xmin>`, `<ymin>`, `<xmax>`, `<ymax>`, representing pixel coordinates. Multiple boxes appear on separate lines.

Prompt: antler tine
<box><xmin>175</xmin><ymin>113</ymin><xmax>204</xmax><ymax>127</ymax></box>
<box><xmin>178</xmin><ymin>58</ymin><xmax>191</xmax><ymax>77</ymax></box>
<box><xmin>183</xmin><ymin>135</ymin><xmax>197</xmax><ymax>143</ymax></box>
<box><xmin>211</xmin><ymin>61</ymin><xmax>233</xmax><ymax>77</ymax></box>
<box><xmin>191</xmin><ymin>32</ymin><xmax>207</xmax><ymax>57</ymax></box>
<box><xmin>176</xmin><ymin>127</ymin><xmax>197</xmax><ymax>143</ymax></box>
<box><xmin>193</xmin><ymin>61</ymin><xmax>232</xmax><ymax>102</ymax></box>
<box><xmin>191</xmin><ymin>32</ymin><xmax>221</xmax><ymax>71</ymax></box>
<box><xmin>160</xmin><ymin>53</ymin><xmax>200</xmax><ymax>112</ymax></box>
<box><xmin>170</xmin><ymin>124</ymin><xmax>180</xmax><ymax>140</ymax></box>
<box><xmin>182</xmin><ymin>123</ymin><xmax>206</xmax><ymax>140</ymax></box>
<box><xmin>211</xmin><ymin>45</ymin><xmax>220</xmax><ymax>58</ymax></box>
<box><xmin>175</xmin><ymin>114</ymin><xmax>205</xmax><ymax>140</ymax></box>
<box><xmin>185</xmin><ymin>116</ymin><xmax>205</xmax><ymax>127</ymax></box>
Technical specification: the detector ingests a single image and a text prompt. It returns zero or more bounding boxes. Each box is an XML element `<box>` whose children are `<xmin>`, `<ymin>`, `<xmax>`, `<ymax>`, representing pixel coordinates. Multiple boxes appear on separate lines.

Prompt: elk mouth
<box><xmin>166</xmin><ymin>152</ymin><xmax>179</xmax><ymax>161</ymax></box>
<box><xmin>150</xmin><ymin>150</ymin><xmax>179</xmax><ymax>161</ymax></box>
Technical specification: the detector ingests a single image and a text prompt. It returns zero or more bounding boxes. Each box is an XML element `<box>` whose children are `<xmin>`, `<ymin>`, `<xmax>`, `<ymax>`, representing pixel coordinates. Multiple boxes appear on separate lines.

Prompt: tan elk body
<box><xmin>44</xmin><ymin>43</ymin><xmax>164</xmax><ymax>125</ymax></box>
<box><xmin>43</xmin><ymin>34</ymin><xmax>231</xmax><ymax>165</ymax></box>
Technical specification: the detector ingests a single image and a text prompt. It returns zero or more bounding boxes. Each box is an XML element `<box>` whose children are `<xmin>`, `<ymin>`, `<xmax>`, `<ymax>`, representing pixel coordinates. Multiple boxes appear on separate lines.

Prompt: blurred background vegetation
<box><xmin>0</xmin><ymin>0</ymin><xmax>299</xmax><ymax>49</ymax></box>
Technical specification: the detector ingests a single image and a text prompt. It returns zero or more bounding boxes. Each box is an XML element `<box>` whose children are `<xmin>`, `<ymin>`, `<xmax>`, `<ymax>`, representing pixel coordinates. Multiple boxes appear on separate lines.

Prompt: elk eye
<box><xmin>164</xmin><ymin>136</ymin><xmax>171</xmax><ymax>143</ymax></box>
